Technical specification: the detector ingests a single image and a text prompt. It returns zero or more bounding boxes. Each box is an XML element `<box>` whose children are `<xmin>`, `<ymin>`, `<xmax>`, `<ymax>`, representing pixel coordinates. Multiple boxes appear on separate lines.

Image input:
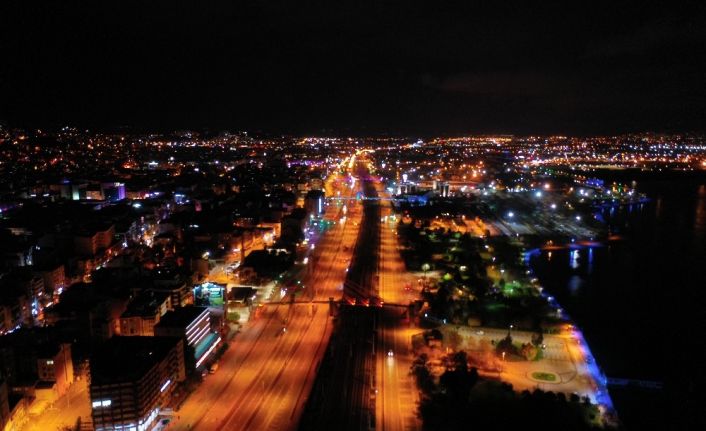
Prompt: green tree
<box><xmin>411</xmin><ymin>354</ymin><xmax>435</xmax><ymax>395</ymax></box>
<box><xmin>439</xmin><ymin>351</ymin><xmax>476</xmax><ymax>402</ymax></box>
<box><xmin>495</xmin><ymin>334</ymin><xmax>517</xmax><ymax>356</ymax></box>
<box><xmin>520</xmin><ymin>342</ymin><xmax>538</xmax><ymax>361</ymax></box>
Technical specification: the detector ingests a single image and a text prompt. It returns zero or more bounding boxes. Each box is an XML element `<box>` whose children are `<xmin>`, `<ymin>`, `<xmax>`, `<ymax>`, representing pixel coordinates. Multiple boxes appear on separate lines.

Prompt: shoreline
<box><xmin>521</xmin><ymin>240</ymin><xmax>619</xmax><ymax>426</ymax></box>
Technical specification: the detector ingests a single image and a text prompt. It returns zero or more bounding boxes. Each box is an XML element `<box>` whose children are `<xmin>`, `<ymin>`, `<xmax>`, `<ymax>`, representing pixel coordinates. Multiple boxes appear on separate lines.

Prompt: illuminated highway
<box><xmin>301</xmin><ymin>158</ymin><xmax>421</xmax><ymax>431</ymax></box>
<box><xmin>299</xmin><ymin>160</ymin><xmax>379</xmax><ymax>431</ymax></box>
<box><xmin>375</xmin><ymin>182</ymin><xmax>420</xmax><ymax>431</ymax></box>
<box><xmin>170</xmin><ymin>160</ymin><xmax>363</xmax><ymax>431</ymax></box>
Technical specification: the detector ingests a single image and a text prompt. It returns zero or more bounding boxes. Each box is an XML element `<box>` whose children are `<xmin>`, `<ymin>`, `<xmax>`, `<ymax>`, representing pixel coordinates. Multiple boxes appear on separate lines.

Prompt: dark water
<box><xmin>529</xmin><ymin>179</ymin><xmax>706</xmax><ymax>429</ymax></box>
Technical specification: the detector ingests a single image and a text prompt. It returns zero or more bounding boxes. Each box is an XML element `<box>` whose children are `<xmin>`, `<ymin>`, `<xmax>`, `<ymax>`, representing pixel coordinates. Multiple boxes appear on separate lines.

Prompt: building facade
<box><xmin>90</xmin><ymin>336</ymin><xmax>185</xmax><ymax>431</ymax></box>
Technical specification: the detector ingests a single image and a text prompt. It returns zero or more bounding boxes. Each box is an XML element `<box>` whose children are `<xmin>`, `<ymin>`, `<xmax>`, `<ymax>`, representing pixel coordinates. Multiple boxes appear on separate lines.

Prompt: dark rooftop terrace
<box><xmin>90</xmin><ymin>335</ymin><xmax>181</xmax><ymax>385</ymax></box>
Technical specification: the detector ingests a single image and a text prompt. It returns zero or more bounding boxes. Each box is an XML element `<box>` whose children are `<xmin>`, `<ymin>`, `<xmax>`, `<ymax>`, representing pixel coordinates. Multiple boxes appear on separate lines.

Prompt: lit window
<box><xmin>92</xmin><ymin>399</ymin><xmax>112</xmax><ymax>409</ymax></box>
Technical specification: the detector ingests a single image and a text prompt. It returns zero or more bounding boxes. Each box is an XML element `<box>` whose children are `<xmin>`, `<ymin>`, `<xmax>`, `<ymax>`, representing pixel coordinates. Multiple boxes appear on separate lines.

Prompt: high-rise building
<box><xmin>305</xmin><ymin>189</ymin><xmax>325</xmax><ymax>216</ymax></box>
<box><xmin>101</xmin><ymin>182</ymin><xmax>126</xmax><ymax>202</ymax></box>
<box><xmin>90</xmin><ymin>336</ymin><xmax>185</xmax><ymax>431</ymax></box>
<box><xmin>154</xmin><ymin>306</ymin><xmax>221</xmax><ymax>370</ymax></box>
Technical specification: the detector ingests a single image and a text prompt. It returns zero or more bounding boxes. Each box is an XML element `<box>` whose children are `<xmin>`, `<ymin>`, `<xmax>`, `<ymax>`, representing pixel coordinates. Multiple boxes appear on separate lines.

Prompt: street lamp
<box><xmin>421</xmin><ymin>263</ymin><xmax>430</xmax><ymax>280</ymax></box>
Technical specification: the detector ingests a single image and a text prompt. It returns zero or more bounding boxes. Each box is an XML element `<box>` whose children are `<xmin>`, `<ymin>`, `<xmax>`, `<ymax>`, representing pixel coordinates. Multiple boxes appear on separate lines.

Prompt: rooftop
<box><xmin>121</xmin><ymin>291</ymin><xmax>170</xmax><ymax>318</ymax></box>
<box><xmin>90</xmin><ymin>336</ymin><xmax>181</xmax><ymax>385</ymax></box>
<box><xmin>155</xmin><ymin>306</ymin><xmax>208</xmax><ymax>329</ymax></box>
<box><xmin>227</xmin><ymin>286</ymin><xmax>258</xmax><ymax>303</ymax></box>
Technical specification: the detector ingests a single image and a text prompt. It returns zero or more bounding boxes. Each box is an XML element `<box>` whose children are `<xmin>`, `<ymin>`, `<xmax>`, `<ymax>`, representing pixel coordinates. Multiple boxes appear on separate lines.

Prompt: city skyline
<box><xmin>0</xmin><ymin>129</ymin><xmax>704</xmax><ymax>430</ymax></box>
<box><xmin>2</xmin><ymin>2</ymin><xmax>705</xmax><ymax>431</ymax></box>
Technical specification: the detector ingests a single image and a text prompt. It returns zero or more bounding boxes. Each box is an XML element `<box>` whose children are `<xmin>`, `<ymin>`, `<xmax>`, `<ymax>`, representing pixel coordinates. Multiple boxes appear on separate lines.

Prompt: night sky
<box><xmin>2</xmin><ymin>1</ymin><xmax>705</xmax><ymax>135</ymax></box>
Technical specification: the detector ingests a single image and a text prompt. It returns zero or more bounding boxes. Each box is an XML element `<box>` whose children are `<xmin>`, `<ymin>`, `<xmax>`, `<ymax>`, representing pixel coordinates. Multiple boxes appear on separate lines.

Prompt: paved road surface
<box><xmin>22</xmin><ymin>377</ymin><xmax>91</xmax><ymax>431</ymax></box>
<box><xmin>375</xmin><ymin>182</ymin><xmax>420</xmax><ymax>431</ymax></box>
<box><xmin>170</xmin><ymin>166</ymin><xmax>363</xmax><ymax>431</ymax></box>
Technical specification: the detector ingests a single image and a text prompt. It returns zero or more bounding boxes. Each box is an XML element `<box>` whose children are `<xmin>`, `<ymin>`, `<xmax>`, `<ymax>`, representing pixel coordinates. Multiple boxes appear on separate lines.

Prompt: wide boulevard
<box><xmin>299</xmin><ymin>156</ymin><xmax>420</xmax><ymax>431</ymax></box>
<box><xmin>170</xmin><ymin>157</ymin><xmax>363</xmax><ymax>431</ymax></box>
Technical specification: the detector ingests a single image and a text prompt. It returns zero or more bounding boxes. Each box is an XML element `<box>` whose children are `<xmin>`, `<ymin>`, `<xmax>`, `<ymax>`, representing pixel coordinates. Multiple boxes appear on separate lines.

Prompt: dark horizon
<box><xmin>2</xmin><ymin>1</ymin><xmax>706</xmax><ymax>136</ymax></box>
<box><xmin>4</xmin><ymin>124</ymin><xmax>706</xmax><ymax>140</ymax></box>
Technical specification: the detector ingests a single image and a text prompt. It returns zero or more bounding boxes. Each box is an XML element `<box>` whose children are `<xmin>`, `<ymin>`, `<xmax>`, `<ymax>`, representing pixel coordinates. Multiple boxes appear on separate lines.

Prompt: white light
<box><xmin>550</xmin><ymin>203</ymin><xmax>557</xmax><ymax>209</ymax></box>
<box><xmin>535</xmin><ymin>191</ymin><xmax>542</xmax><ymax>198</ymax></box>
<box><xmin>92</xmin><ymin>399</ymin><xmax>112</xmax><ymax>409</ymax></box>
<box><xmin>195</xmin><ymin>336</ymin><xmax>222</xmax><ymax>368</ymax></box>
<box><xmin>160</xmin><ymin>379</ymin><xmax>172</xmax><ymax>393</ymax></box>
<box><xmin>507</xmin><ymin>211</ymin><xmax>514</xmax><ymax>218</ymax></box>
<box><xmin>576</xmin><ymin>216</ymin><xmax>581</xmax><ymax>221</ymax></box>
<box><xmin>188</xmin><ymin>325</ymin><xmax>211</xmax><ymax>347</ymax></box>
